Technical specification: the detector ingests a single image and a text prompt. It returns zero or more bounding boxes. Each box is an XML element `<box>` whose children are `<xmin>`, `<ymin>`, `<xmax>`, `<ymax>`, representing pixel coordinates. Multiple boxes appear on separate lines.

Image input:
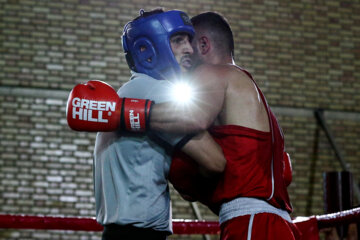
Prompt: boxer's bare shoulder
<box><xmin>209</xmin><ymin>64</ymin><xmax>270</xmax><ymax>132</ymax></box>
<box><xmin>191</xmin><ymin>63</ymin><xmax>229</xmax><ymax>90</ymax></box>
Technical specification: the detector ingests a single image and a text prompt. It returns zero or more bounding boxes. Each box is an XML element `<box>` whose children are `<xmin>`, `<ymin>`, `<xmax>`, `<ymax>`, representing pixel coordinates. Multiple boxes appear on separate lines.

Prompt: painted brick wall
<box><xmin>1</xmin><ymin>0</ymin><xmax>359</xmax><ymax>239</ymax></box>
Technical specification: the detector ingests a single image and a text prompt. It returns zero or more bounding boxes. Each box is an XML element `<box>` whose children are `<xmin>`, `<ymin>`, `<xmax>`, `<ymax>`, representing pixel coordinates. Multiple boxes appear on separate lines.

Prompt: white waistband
<box><xmin>219</xmin><ymin>197</ymin><xmax>292</xmax><ymax>225</ymax></box>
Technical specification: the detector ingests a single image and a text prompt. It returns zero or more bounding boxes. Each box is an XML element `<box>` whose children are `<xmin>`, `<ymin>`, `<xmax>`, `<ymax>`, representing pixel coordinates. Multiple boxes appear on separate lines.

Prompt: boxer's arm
<box><xmin>150</xmin><ymin>65</ymin><xmax>227</xmax><ymax>134</ymax></box>
<box><xmin>180</xmin><ymin>131</ymin><xmax>226</xmax><ymax>177</ymax></box>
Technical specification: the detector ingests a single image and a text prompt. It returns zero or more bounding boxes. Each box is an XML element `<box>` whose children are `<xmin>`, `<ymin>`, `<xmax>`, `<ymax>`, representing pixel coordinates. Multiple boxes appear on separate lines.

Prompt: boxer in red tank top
<box><xmin>168</xmin><ymin>68</ymin><xmax>299</xmax><ymax>240</ymax></box>
<box><xmin>150</xmin><ymin>12</ymin><xmax>303</xmax><ymax>239</ymax></box>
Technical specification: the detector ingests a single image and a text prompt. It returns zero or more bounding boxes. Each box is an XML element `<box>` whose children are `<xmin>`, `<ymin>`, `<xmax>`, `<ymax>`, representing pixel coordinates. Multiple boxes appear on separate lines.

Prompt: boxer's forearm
<box><xmin>150</xmin><ymin>101</ymin><xmax>215</xmax><ymax>134</ymax></box>
<box><xmin>150</xmin><ymin>78</ymin><xmax>225</xmax><ymax>133</ymax></box>
<box><xmin>181</xmin><ymin>131</ymin><xmax>226</xmax><ymax>176</ymax></box>
<box><xmin>150</xmin><ymin>64</ymin><xmax>226</xmax><ymax>134</ymax></box>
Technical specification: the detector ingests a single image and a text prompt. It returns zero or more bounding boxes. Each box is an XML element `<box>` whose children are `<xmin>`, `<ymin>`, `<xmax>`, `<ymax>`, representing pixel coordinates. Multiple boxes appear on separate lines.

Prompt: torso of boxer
<box><xmin>205</xmin><ymin>63</ymin><xmax>291</xmax><ymax>208</ymax></box>
<box><xmin>167</xmin><ymin>11</ymin><xmax>299</xmax><ymax>239</ymax></box>
<box><xmin>170</xmin><ymin>63</ymin><xmax>292</xmax><ymax>212</ymax></box>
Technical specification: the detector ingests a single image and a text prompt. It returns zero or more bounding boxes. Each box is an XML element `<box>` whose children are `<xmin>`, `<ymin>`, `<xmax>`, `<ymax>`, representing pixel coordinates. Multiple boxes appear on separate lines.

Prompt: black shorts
<box><xmin>102</xmin><ymin>224</ymin><xmax>169</xmax><ymax>240</ymax></box>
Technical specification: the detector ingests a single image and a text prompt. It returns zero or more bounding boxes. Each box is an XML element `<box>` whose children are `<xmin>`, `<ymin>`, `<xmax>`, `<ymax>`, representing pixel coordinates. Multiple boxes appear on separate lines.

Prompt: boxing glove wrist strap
<box><xmin>121</xmin><ymin>98</ymin><xmax>154</xmax><ymax>132</ymax></box>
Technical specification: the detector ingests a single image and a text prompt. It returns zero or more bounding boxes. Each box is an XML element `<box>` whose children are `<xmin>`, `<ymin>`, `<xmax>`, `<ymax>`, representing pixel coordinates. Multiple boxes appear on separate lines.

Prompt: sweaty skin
<box><xmin>150</xmin><ymin>63</ymin><xmax>270</xmax><ymax>134</ymax></box>
<box><xmin>212</xmin><ymin>64</ymin><xmax>269</xmax><ymax>132</ymax></box>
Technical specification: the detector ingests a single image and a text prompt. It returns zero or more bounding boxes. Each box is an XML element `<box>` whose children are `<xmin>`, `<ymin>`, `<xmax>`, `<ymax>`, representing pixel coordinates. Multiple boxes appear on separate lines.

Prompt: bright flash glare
<box><xmin>171</xmin><ymin>82</ymin><xmax>194</xmax><ymax>104</ymax></box>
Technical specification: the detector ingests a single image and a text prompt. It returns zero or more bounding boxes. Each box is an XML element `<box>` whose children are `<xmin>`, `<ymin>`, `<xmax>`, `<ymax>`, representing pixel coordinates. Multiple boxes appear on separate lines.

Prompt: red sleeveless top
<box><xmin>169</xmin><ymin>68</ymin><xmax>292</xmax><ymax>214</ymax></box>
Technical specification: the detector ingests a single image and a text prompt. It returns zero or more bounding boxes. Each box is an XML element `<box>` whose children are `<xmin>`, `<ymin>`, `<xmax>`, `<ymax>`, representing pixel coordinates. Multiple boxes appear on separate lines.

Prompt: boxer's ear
<box><xmin>199</xmin><ymin>36</ymin><xmax>210</xmax><ymax>55</ymax></box>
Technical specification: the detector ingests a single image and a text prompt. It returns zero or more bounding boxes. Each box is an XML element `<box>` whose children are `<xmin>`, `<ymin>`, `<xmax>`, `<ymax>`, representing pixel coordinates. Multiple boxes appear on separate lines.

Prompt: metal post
<box><xmin>191</xmin><ymin>202</ymin><xmax>211</xmax><ymax>240</ymax></box>
<box><xmin>315</xmin><ymin>109</ymin><xmax>360</xmax><ymax>203</ymax></box>
<box><xmin>323</xmin><ymin>171</ymin><xmax>353</xmax><ymax>239</ymax></box>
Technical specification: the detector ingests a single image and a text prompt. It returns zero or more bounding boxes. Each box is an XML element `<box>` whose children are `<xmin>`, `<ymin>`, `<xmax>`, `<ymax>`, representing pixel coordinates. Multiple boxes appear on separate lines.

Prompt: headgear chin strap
<box><xmin>122</xmin><ymin>10</ymin><xmax>195</xmax><ymax>80</ymax></box>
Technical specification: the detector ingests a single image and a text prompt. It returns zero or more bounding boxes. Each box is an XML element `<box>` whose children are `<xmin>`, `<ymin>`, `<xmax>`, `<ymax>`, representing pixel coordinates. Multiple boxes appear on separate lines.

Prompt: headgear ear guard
<box><xmin>122</xmin><ymin>10</ymin><xmax>195</xmax><ymax>80</ymax></box>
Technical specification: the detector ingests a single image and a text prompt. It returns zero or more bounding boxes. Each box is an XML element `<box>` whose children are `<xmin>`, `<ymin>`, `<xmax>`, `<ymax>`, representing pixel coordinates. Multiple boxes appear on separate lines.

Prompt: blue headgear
<box><xmin>122</xmin><ymin>10</ymin><xmax>195</xmax><ymax>80</ymax></box>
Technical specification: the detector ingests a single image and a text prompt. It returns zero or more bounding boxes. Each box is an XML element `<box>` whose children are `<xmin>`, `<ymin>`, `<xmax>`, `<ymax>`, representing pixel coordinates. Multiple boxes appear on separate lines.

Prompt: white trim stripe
<box><xmin>219</xmin><ymin>197</ymin><xmax>292</xmax><ymax>225</ymax></box>
<box><xmin>247</xmin><ymin>214</ymin><xmax>254</xmax><ymax>240</ymax></box>
<box><xmin>266</xmin><ymin>156</ymin><xmax>275</xmax><ymax>201</ymax></box>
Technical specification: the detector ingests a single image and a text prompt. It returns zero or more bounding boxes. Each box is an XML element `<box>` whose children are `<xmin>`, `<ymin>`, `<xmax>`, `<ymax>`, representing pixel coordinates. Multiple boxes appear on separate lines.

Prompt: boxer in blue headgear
<box><xmin>94</xmin><ymin>8</ymin><xmax>203</xmax><ymax>240</ymax></box>
<box><xmin>122</xmin><ymin>9</ymin><xmax>195</xmax><ymax>80</ymax></box>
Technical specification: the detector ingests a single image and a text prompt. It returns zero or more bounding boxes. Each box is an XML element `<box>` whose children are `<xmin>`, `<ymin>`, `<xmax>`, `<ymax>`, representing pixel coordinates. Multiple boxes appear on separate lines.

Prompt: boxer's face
<box><xmin>189</xmin><ymin>27</ymin><xmax>208</xmax><ymax>68</ymax></box>
<box><xmin>190</xmin><ymin>31</ymin><xmax>202</xmax><ymax>68</ymax></box>
<box><xmin>170</xmin><ymin>33</ymin><xmax>193</xmax><ymax>72</ymax></box>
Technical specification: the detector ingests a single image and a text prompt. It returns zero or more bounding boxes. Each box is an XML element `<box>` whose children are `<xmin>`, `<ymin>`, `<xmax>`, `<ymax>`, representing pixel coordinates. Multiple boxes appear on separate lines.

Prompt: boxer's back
<box><xmin>215</xmin><ymin>64</ymin><xmax>270</xmax><ymax>132</ymax></box>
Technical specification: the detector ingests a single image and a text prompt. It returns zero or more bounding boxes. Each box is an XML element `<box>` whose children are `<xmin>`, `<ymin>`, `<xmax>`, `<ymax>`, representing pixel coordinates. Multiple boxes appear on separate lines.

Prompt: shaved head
<box><xmin>191</xmin><ymin>12</ymin><xmax>234</xmax><ymax>58</ymax></box>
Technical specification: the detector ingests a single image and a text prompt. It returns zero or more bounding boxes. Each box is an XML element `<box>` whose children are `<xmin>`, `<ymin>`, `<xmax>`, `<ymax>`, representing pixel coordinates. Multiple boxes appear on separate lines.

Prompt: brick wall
<box><xmin>1</xmin><ymin>0</ymin><xmax>359</xmax><ymax>239</ymax></box>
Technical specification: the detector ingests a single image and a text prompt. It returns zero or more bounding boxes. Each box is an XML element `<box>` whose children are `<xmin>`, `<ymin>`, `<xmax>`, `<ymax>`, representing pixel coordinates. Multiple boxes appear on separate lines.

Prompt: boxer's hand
<box><xmin>66</xmin><ymin>80</ymin><xmax>153</xmax><ymax>132</ymax></box>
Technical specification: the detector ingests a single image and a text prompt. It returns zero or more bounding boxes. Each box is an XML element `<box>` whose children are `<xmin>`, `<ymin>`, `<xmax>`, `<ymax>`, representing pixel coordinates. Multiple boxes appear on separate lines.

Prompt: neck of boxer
<box><xmin>209</xmin><ymin>41</ymin><xmax>234</xmax><ymax>66</ymax></box>
<box><xmin>208</xmin><ymin>52</ymin><xmax>233</xmax><ymax>65</ymax></box>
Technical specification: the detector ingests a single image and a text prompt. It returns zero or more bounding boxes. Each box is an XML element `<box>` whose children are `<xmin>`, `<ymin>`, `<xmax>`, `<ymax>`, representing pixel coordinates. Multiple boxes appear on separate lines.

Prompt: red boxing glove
<box><xmin>66</xmin><ymin>80</ymin><xmax>153</xmax><ymax>132</ymax></box>
<box><xmin>169</xmin><ymin>151</ymin><xmax>200</xmax><ymax>202</ymax></box>
<box><xmin>169</xmin><ymin>150</ymin><xmax>221</xmax><ymax>214</ymax></box>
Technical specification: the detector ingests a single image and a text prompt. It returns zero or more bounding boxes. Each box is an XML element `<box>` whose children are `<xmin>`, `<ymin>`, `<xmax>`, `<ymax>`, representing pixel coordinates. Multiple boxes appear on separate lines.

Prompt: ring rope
<box><xmin>0</xmin><ymin>207</ymin><xmax>359</xmax><ymax>235</ymax></box>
